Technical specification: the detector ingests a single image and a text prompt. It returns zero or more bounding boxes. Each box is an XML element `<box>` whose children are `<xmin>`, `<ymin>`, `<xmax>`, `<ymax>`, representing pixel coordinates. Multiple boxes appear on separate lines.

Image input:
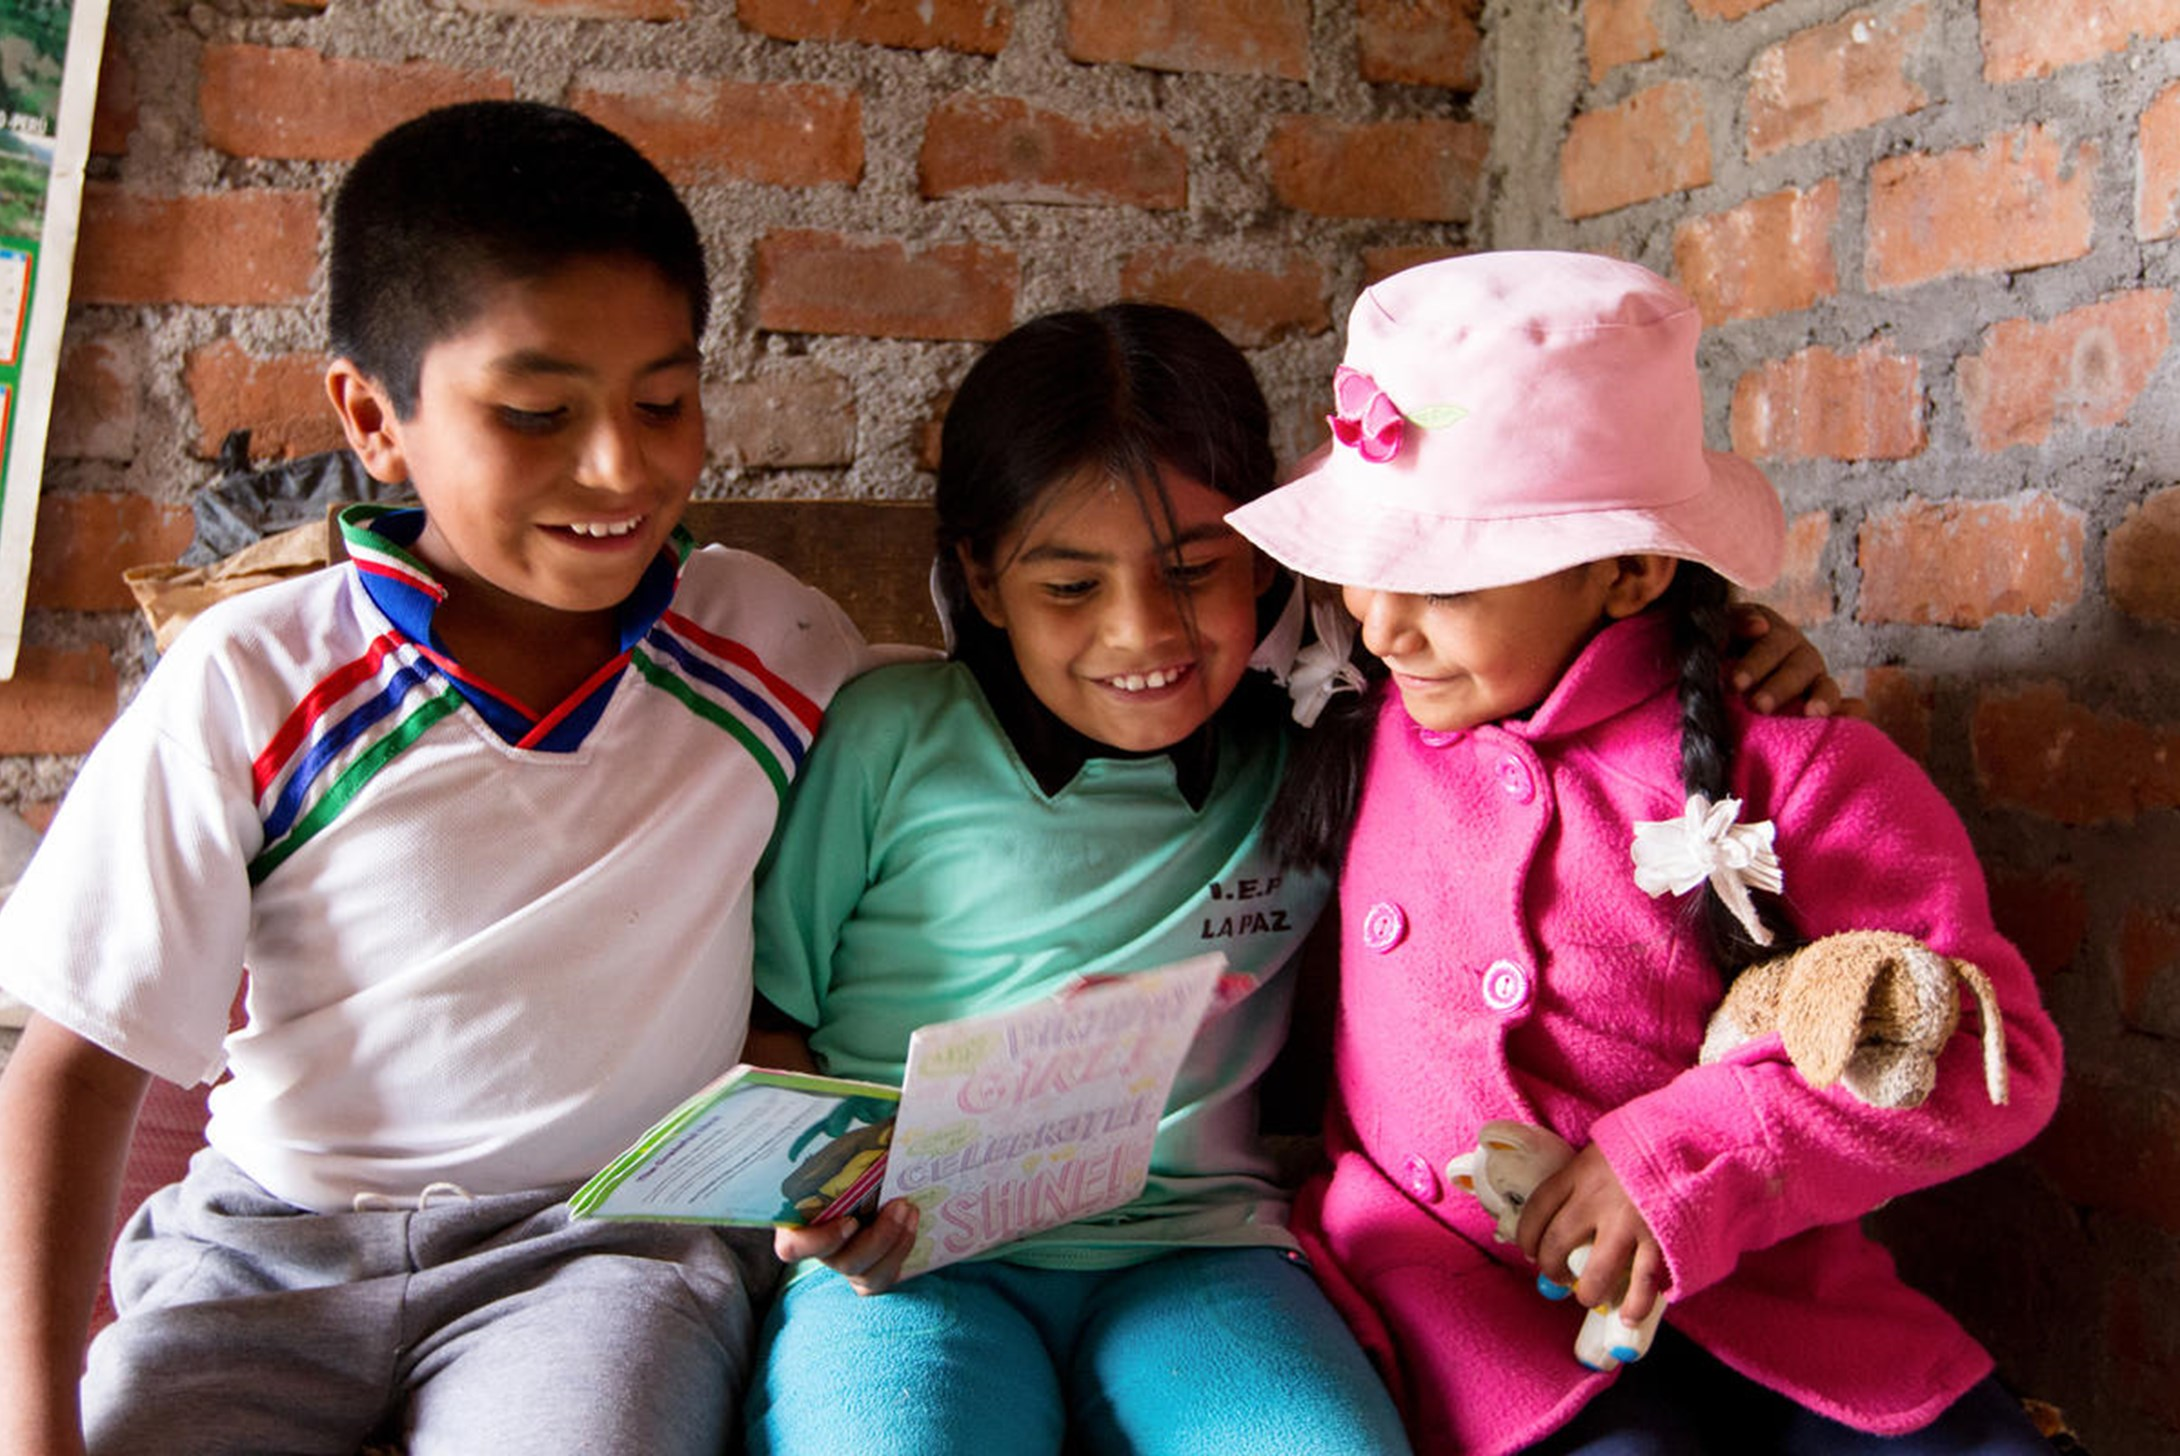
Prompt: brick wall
<box><xmin>0</xmin><ymin>0</ymin><xmax>1485</xmax><ymax>810</ymax></box>
<box><xmin>2</xmin><ymin>0</ymin><xmax>2176</xmax><ymax>1449</ymax></box>
<box><xmin>1496</xmin><ymin>3</ymin><xmax>2179</xmax><ymax>1449</ymax></box>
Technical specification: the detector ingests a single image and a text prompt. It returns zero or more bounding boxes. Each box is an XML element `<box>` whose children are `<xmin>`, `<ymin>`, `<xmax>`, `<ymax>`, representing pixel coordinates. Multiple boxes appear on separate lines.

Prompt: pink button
<box><xmin>1480</xmin><ymin>959</ymin><xmax>1531</xmax><ymax>1011</ymax></box>
<box><xmin>1418</xmin><ymin>729</ymin><xmax>1464</xmax><ymax>749</ymax></box>
<box><xmin>1360</xmin><ymin>901</ymin><xmax>1407</xmax><ymax>953</ymax></box>
<box><xmin>1496</xmin><ymin>756</ymin><xmax>1535</xmax><ymax>804</ymax></box>
<box><xmin>1401</xmin><ymin>1153</ymin><xmax>1442</xmax><ymax>1203</ymax></box>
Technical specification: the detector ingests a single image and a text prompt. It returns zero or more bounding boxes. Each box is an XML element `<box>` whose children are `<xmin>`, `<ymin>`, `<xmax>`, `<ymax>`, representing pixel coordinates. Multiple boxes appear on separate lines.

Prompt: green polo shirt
<box><xmin>752</xmin><ymin>660</ymin><xmax>1327</xmax><ymax>1267</ymax></box>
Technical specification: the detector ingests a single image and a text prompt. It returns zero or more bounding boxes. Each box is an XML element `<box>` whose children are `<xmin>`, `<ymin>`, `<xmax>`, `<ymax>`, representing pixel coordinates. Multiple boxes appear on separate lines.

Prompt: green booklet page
<box><xmin>572</xmin><ymin>1067</ymin><xmax>899</xmax><ymax>1227</ymax></box>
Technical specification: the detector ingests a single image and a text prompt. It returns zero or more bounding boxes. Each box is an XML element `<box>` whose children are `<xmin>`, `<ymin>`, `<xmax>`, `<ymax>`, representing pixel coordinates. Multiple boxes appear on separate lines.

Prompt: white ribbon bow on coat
<box><xmin>1630</xmin><ymin>793</ymin><xmax>1784</xmax><ymax>946</ymax></box>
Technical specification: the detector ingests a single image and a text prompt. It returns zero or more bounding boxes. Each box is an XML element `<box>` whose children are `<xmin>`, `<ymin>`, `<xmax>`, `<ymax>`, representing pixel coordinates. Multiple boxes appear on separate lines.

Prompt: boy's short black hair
<box><xmin>328</xmin><ymin>100</ymin><xmax>709</xmax><ymax>418</ymax></box>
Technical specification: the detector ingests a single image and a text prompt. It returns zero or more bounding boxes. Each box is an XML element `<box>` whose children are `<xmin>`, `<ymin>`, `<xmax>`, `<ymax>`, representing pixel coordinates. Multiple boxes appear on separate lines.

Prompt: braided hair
<box><xmin>1662</xmin><ymin>564</ymin><xmax>1800</xmax><ymax>982</ymax></box>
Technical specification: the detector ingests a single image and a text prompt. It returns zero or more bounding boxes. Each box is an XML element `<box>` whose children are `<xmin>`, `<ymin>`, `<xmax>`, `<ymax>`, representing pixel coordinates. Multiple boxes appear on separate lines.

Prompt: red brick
<box><xmin>0</xmin><ymin>646</ymin><xmax>120</xmax><ymax>755</ymax></box>
<box><xmin>571</xmin><ymin>74</ymin><xmax>862</xmax><ymax>188</ymax></box>
<box><xmin>737</xmin><ymin>0</ymin><xmax>1011</xmax><ymax>52</ymax></box>
<box><xmin>1729</xmin><ymin>341</ymin><xmax>1925</xmax><ymax>462</ymax></box>
<box><xmin>1866</xmin><ymin>125</ymin><xmax>2098</xmax><ymax>291</ymax></box>
<box><xmin>1585</xmin><ymin>0</ymin><xmax>1662</xmax><ymax>83</ymax></box>
<box><xmin>1361</xmin><ymin>243</ymin><xmax>1470</xmax><ymax>284</ymax></box>
<box><xmin>47</xmin><ymin>335</ymin><xmax>140</xmax><ymax>462</ymax></box>
<box><xmin>1980</xmin><ymin>0</ymin><xmax>2180</xmax><ymax>82</ymax></box>
<box><xmin>1118</xmin><ymin>246</ymin><xmax>1330</xmax><ymax>347</ymax></box>
<box><xmin>2120</xmin><ymin>905</ymin><xmax>2180</xmax><ymax>1037</ymax></box>
<box><xmin>2031</xmin><ymin>1072</ymin><xmax>2180</xmax><ymax>1232</ymax></box>
<box><xmin>1561</xmin><ymin>81</ymin><xmax>1711</xmax><ymax>220</ymax></box>
<box><xmin>1688</xmin><ymin>0</ymin><xmax>1779</xmax><ymax>15</ymax></box>
<box><xmin>1958</xmin><ymin>289</ymin><xmax>2172</xmax><ymax>452</ymax></box>
<box><xmin>918</xmin><ymin>95</ymin><xmax>1185</xmax><ymax>208</ymax></box>
<box><xmin>1856</xmin><ymin>664</ymin><xmax>1932</xmax><ymax>764</ymax></box>
<box><xmin>1973</xmin><ymin>681</ymin><xmax>2180</xmax><ymax>824</ymax></box>
<box><xmin>449</xmin><ymin>0</ymin><xmax>688</xmax><ymax>16</ymax></box>
<box><xmin>73</xmin><ymin>186</ymin><xmax>318</xmax><ymax>306</ymax></box>
<box><xmin>1672</xmin><ymin>181</ymin><xmax>1840</xmax><ymax>324</ymax></box>
<box><xmin>1066</xmin><ymin>0</ymin><xmax>1310</xmax><ymax>80</ymax></box>
<box><xmin>1988</xmin><ymin>866</ymin><xmax>2088</xmax><ymax>978</ymax></box>
<box><xmin>90</xmin><ymin>42</ymin><xmax>137</xmax><ymax>157</ymax></box>
<box><xmin>27</xmin><ymin>493</ymin><xmax>196</xmax><ymax>613</ymax></box>
<box><xmin>2139</xmin><ymin>78</ymin><xmax>2180</xmax><ymax>241</ymax></box>
<box><xmin>1747</xmin><ymin>5</ymin><xmax>1930</xmax><ymax>159</ymax></box>
<box><xmin>1858</xmin><ymin>493</ymin><xmax>2083</xmax><ymax>627</ymax></box>
<box><xmin>754</xmin><ymin>230</ymin><xmax>1017</xmax><ymax>342</ymax></box>
<box><xmin>199</xmin><ymin>46</ymin><xmax>513</xmax><ymax>161</ymax></box>
<box><xmin>1768</xmin><ymin>510</ymin><xmax>1836</xmax><ymax>626</ymax></box>
<box><xmin>1359</xmin><ymin>0</ymin><xmax>1482</xmax><ymax>90</ymax></box>
<box><xmin>707</xmin><ymin>365</ymin><xmax>857</xmax><ymax>469</ymax></box>
<box><xmin>1265</xmin><ymin>117</ymin><xmax>1486</xmax><ymax>221</ymax></box>
<box><xmin>184</xmin><ymin>339</ymin><xmax>344</xmax><ymax>461</ymax></box>
<box><xmin>2106</xmin><ymin>484</ymin><xmax>2180</xmax><ymax>624</ymax></box>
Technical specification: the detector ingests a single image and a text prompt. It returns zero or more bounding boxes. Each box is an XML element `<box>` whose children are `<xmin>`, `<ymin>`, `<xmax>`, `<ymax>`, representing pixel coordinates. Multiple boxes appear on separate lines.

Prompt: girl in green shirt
<box><xmin>744</xmin><ymin>303</ymin><xmax>1414</xmax><ymax>1456</ymax></box>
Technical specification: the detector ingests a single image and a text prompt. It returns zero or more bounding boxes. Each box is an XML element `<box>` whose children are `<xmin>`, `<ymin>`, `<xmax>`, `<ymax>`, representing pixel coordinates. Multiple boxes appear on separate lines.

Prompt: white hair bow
<box><xmin>1249</xmin><ymin>583</ymin><xmax>1367</xmax><ymax>728</ymax></box>
<box><xmin>1631</xmin><ymin>794</ymin><xmax>1783</xmax><ymax>946</ymax></box>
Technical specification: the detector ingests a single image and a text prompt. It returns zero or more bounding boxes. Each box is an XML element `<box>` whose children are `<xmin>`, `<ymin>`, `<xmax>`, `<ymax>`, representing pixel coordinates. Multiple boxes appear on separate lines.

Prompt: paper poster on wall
<box><xmin>0</xmin><ymin>0</ymin><xmax>112</xmax><ymax>680</ymax></box>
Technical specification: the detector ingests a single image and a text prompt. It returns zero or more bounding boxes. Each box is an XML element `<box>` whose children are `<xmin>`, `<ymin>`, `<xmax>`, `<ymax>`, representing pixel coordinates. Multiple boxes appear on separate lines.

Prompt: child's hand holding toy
<box><xmin>1446</xmin><ymin>1121</ymin><xmax>1670</xmax><ymax>1372</ymax></box>
<box><xmin>1520</xmin><ymin>1143</ymin><xmax>1668</xmax><ymax>1332</ymax></box>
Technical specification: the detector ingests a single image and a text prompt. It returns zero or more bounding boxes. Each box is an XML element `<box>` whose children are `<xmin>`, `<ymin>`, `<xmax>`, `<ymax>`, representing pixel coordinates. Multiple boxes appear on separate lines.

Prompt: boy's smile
<box><xmin>963</xmin><ymin>468</ymin><xmax>1273</xmax><ymax>755</ymax></box>
<box><xmin>330</xmin><ymin>255</ymin><xmax>707</xmax><ymax>650</ymax></box>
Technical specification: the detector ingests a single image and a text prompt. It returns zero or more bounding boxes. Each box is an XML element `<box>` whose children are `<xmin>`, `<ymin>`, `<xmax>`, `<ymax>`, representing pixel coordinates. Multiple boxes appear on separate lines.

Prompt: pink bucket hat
<box><xmin>1228</xmin><ymin>251</ymin><xmax>1785</xmax><ymax>595</ymax></box>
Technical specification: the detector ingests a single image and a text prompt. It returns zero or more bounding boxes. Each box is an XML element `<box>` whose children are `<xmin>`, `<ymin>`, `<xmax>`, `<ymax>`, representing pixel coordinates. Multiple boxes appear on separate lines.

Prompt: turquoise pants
<box><xmin>745</xmin><ymin>1246</ymin><xmax>1414</xmax><ymax>1456</ymax></box>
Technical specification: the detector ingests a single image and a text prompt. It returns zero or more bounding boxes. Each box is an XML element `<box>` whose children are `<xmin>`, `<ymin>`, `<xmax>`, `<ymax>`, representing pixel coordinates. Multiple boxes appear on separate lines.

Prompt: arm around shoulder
<box><xmin>0</xmin><ymin>1015</ymin><xmax>152</xmax><ymax>1456</ymax></box>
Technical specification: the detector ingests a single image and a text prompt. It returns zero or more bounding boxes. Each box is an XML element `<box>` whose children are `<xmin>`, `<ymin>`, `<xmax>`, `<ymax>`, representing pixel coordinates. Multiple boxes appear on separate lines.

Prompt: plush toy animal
<box><xmin>1700</xmin><ymin>928</ymin><xmax>2005</xmax><ymax>1107</ymax></box>
<box><xmin>1445</xmin><ymin>1120</ymin><xmax>1668</xmax><ymax>1373</ymax></box>
<box><xmin>1699</xmin><ymin>929</ymin><xmax>2009</xmax><ymax>1109</ymax></box>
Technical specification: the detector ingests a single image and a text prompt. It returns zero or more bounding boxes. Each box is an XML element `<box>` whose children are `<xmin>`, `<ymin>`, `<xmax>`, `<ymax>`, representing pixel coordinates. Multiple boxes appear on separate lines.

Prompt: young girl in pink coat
<box><xmin>1227</xmin><ymin>252</ymin><xmax>2063</xmax><ymax>1455</ymax></box>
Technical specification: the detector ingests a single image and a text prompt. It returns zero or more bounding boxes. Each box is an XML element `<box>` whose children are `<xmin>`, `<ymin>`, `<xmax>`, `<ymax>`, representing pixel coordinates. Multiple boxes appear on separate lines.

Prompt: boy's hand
<box><xmin>772</xmin><ymin>1198</ymin><xmax>918</xmax><ymax>1296</ymax></box>
<box><xmin>1728</xmin><ymin>605</ymin><xmax>1862</xmax><ymax>719</ymax></box>
<box><xmin>1513</xmin><ymin>1144</ymin><xmax>1668</xmax><ymax>1325</ymax></box>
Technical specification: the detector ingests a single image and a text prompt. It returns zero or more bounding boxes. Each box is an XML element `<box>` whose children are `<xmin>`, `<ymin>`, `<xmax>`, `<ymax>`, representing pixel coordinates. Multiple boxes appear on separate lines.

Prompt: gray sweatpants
<box><xmin>83</xmin><ymin>1149</ymin><xmax>773</xmax><ymax>1456</ymax></box>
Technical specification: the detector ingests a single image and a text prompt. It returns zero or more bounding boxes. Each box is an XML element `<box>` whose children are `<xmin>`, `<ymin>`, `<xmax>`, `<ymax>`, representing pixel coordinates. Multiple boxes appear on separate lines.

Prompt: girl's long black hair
<box><xmin>1269</xmin><ymin>561</ymin><xmax>1795</xmax><ymax>981</ymax></box>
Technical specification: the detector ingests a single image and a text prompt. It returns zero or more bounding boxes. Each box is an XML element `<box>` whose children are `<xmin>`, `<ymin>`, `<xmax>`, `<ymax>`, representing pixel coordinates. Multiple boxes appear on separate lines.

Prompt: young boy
<box><xmin>0</xmin><ymin>101</ymin><xmax>876</xmax><ymax>1455</ymax></box>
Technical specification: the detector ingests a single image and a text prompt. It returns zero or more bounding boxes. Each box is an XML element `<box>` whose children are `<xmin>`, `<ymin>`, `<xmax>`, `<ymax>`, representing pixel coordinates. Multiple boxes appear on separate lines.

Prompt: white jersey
<box><xmin>0</xmin><ymin>507</ymin><xmax>875</xmax><ymax>1211</ymax></box>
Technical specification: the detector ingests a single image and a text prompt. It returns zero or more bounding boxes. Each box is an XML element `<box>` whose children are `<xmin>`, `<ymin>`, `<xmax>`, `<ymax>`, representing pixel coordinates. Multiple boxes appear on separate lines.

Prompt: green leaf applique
<box><xmin>1406</xmin><ymin>403</ymin><xmax>1470</xmax><ymax>429</ymax></box>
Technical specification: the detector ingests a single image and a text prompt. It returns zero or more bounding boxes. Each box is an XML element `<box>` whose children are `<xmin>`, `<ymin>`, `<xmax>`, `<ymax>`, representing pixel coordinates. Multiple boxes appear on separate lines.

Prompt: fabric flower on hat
<box><xmin>1328</xmin><ymin>365</ymin><xmax>1405</xmax><ymax>463</ymax></box>
<box><xmin>1631</xmin><ymin>794</ymin><xmax>1783</xmax><ymax>946</ymax></box>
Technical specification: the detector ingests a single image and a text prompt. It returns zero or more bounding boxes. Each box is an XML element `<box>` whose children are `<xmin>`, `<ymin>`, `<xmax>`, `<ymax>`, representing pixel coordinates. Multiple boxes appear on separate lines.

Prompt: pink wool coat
<box><xmin>1293</xmin><ymin>613</ymin><xmax>2062</xmax><ymax>1456</ymax></box>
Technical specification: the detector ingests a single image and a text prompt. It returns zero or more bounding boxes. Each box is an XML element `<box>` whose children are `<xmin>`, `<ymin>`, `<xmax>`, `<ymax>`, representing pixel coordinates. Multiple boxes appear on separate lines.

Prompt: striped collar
<box><xmin>334</xmin><ymin>503</ymin><xmax>689</xmax><ymax>751</ymax></box>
